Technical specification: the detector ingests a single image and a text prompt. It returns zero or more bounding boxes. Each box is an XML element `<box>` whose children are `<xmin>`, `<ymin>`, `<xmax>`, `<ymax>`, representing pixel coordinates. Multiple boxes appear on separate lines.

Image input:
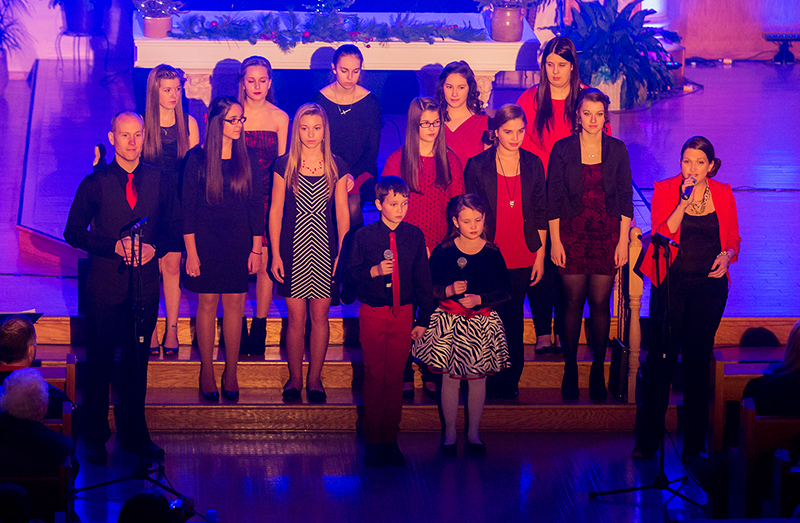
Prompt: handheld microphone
<box><xmin>652</xmin><ymin>232</ymin><xmax>679</xmax><ymax>248</ymax></box>
<box><xmin>457</xmin><ymin>257</ymin><xmax>467</xmax><ymax>271</ymax></box>
<box><xmin>383</xmin><ymin>249</ymin><xmax>394</xmax><ymax>289</ymax></box>
<box><xmin>681</xmin><ymin>176</ymin><xmax>697</xmax><ymax>200</ymax></box>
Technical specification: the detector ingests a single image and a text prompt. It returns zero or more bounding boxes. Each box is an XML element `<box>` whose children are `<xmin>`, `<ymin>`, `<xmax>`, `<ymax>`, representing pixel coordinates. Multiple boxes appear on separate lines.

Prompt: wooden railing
<box><xmin>614</xmin><ymin>225</ymin><xmax>644</xmax><ymax>404</ymax></box>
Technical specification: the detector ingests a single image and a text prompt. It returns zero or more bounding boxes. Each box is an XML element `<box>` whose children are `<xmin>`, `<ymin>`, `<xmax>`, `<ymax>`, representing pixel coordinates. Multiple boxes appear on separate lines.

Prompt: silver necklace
<box><xmin>332</xmin><ymin>86</ymin><xmax>355</xmax><ymax>116</ymax></box>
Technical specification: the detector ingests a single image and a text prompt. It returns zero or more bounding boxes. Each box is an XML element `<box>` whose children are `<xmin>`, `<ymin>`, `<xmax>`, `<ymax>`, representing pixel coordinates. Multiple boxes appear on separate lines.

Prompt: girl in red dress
<box><xmin>382</xmin><ymin>97</ymin><xmax>464</xmax><ymax>398</ymax></box>
<box><xmin>436</xmin><ymin>61</ymin><xmax>489</xmax><ymax>170</ymax></box>
<box><xmin>238</xmin><ymin>56</ymin><xmax>289</xmax><ymax>355</ymax></box>
<box><xmin>142</xmin><ymin>64</ymin><xmax>200</xmax><ymax>356</ymax></box>
<box><xmin>547</xmin><ymin>89</ymin><xmax>633</xmax><ymax>401</ymax></box>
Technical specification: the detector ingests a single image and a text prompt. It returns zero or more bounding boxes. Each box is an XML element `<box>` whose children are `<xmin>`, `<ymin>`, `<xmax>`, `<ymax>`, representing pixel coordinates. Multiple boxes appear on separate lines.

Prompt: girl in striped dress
<box><xmin>270</xmin><ymin>103</ymin><xmax>350</xmax><ymax>404</ymax></box>
<box><xmin>413</xmin><ymin>194</ymin><xmax>511</xmax><ymax>455</ymax></box>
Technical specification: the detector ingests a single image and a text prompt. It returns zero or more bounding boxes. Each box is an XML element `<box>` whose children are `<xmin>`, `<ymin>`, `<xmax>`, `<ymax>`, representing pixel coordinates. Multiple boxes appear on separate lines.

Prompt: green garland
<box><xmin>169</xmin><ymin>10</ymin><xmax>487</xmax><ymax>52</ymax></box>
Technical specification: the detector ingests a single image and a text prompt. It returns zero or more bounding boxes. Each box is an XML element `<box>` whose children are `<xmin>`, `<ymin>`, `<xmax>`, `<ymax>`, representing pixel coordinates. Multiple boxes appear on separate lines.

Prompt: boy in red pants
<box><xmin>345</xmin><ymin>176</ymin><xmax>433</xmax><ymax>466</ymax></box>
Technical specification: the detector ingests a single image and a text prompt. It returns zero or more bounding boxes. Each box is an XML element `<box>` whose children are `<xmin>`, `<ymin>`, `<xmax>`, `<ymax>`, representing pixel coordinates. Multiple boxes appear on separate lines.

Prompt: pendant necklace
<box><xmin>498</xmin><ymin>154</ymin><xmax>520</xmax><ymax>208</ymax></box>
<box><xmin>332</xmin><ymin>86</ymin><xmax>355</xmax><ymax>116</ymax></box>
<box><xmin>690</xmin><ymin>183</ymin><xmax>711</xmax><ymax>215</ymax></box>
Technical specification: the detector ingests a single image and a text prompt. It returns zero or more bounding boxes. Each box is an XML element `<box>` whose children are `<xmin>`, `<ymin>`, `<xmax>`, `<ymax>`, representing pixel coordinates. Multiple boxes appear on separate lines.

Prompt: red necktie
<box><xmin>390</xmin><ymin>232</ymin><xmax>400</xmax><ymax>317</ymax></box>
<box><xmin>126</xmin><ymin>173</ymin><xmax>137</xmax><ymax>210</ymax></box>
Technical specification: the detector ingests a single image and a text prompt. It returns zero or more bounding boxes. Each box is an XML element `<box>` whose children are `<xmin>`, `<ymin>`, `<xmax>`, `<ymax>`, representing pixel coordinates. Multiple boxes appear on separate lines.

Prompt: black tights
<box><xmin>560</xmin><ymin>274</ymin><xmax>614</xmax><ymax>372</ymax></box>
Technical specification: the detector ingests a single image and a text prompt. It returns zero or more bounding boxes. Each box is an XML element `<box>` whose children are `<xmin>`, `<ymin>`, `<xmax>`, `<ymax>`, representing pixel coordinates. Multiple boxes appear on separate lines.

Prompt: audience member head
<box><xmin>775</xmin><ymin>320</ymin><xmax>800</xmax><ymax>374</ymax></box>
<box><xmin>401</xmin><ymin>97</ymin><xmax>451</xmax><ymax>193</ymax></box>
<box><xmin>204</xmin><ymin>96</ymin><xmax>252</xmax><ymax>205</ymax></box>
<box><xmin>109</xmin><ymin>111</ymin><xmax>145</xmax><ymax>171</ymax></box>
<box><xmin>446</xmin><ymin>194</ymin><xmax>487</xmax><ymax>241</ymax></box>
<box><xmin>436</xmin><ymin>60</ymin><xmax>483</xmax><ymax>121</ymax></box>
<box><xmin>0</xmin><ymin>368</ymin><xmax>48</xmax><ymax>422</ymax></box>
<box><xmin>144</xmin><ymin>64</ymin><xmax>189</xmax><ymax>162</ymax></box>
<box><xmin>239</xmin><ymin>55</ymin><xmax>275</xmax><ymax>104</ymax></box>
<box><xmin>117</xmin><ymin>490</ymin><xmax>172</xmax><ymax>523</ymax></box>
<box><xmin>0</xmin><ymin>315</ymin><xmax>36</xmax><ymax>366</ymax></box>
<box><xmin>285</xmin><ymin>103</ymin><xmax>338</xmax><ymax>197</ymax></box>
<box><xmin>536</xmin><ymin>36</ymin><xmax>580</xmax><ymax>139</ymax></box>
<box><xmin>575</xmin><ymin>88</ymin><xmax>610</xmax><ymax>134</ymax></box>
<box><xmin>739</xmin><ymin>327</ymin><xmax>781</xmax><ymax>347</ymax></box>
<box><xmin>0</xmin><ymin>483</ymin><xmax>33</xmax><ymax>523</ymax></box>
<box><xmin>331</xmin><ymin>44</ymin><xmax>363</xmax><ymax>89</ymax></box>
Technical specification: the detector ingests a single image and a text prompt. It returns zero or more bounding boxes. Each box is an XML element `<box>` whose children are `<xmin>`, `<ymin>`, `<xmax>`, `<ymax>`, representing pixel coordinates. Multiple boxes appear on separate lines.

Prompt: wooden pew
<box><xmin>0</xmin><ymin>465</ymin><xmax>71</xmax><ymax>523</ymax></box>
<box><xmin>708</xmin><ymin>347</ymin><xmax>784</xmax><ymax>453</ymax></box>
<box><xmin>728</xmin><ymin>398</ymin><xmax>800</xmax><ymax>518</ymax></box>
<box><xmin>762</xmin><ymin>448</ymin><xmax>800</xmax><ymax>518</ymax></box>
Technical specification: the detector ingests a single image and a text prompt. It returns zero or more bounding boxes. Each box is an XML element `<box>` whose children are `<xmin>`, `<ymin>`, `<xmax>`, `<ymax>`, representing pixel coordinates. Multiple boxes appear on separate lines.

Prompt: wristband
<box><xmin>251</xmin><ymin>251</ymin><xmax>262</xmax><ymax>255</ymax></box>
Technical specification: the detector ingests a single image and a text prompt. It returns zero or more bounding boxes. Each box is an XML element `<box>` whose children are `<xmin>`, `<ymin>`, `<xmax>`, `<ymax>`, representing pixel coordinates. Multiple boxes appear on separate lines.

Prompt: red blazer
<box><xmin>640</xmin><ymin>174</ymin><xmax>741</xmax><ymax>286</ymax></box>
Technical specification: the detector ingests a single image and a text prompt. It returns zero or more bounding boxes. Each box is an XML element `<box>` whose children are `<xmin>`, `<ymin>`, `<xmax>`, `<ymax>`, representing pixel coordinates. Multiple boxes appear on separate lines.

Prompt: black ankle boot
<box><xmin>248</xmin><ymin>317</ymin><xmax>267</xmax><ymax>356</ymax></box>
<box><xmin>589</xmin><ymin>362</ymin><xmax>607</xmax><ymax>401</ymax></box>
<box><xmin>238</xmin><ymin>317</ymin><xmax>250</xmax><ymax>356</ymax></box>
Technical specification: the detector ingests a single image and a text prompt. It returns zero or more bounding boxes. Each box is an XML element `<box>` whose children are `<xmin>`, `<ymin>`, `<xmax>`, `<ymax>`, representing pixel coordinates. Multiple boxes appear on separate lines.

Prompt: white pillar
<box><xmin>642</xmin><ymin>0</ymin><xmax>670</xmax><ymax>27</ymax></box>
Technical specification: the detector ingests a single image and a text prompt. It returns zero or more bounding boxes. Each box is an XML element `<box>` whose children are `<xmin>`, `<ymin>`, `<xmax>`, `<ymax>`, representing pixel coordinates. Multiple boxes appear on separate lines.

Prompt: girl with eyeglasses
<box><xmin>142</xmin><ymin>64</ymin><xmax>200</xmax><ymax>357</ymax></box>
<box><xmin>270</xmin><ymin>103</ymin><xmax>350</xmax><ymax>404</ymax></box>
<box><xmin>237</xmin><ymin>56</ymin><xmax>290</xmax><ymax>356</ymax></box>
<box><xmin>182</xmin><ymin>96</ymin><xmax>263</xmax><ymax>402</ymax></box>
<box><xmin>382</xmin><ymin>96</ymin><xmax>464</xmax><ymax>400</ymax></box>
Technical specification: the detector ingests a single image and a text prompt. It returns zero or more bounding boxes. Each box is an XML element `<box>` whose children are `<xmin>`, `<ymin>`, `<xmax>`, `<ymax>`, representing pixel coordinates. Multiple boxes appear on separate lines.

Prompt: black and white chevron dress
<box><xmin>273</xmin><ymin>154</ymin><xmax>348</xmax><ymax>299</ymax></box>
<box><xmin>412</xmin><ymin>241</ymin><xmax>512</xmax><ymax>379</ymax></box>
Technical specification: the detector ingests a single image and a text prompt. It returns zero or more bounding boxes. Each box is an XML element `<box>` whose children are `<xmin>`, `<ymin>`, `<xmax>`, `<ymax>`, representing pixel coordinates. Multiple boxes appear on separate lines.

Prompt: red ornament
<box><xmin>259</xmin><ymin>33</ymin><xmax>267</xmax><ymax>40</ymax></box>
<box><xmin>365</xmin><ymin>44</ymin><xmax>371</xmax><ymax>48</ymax></box>
<box><xmin>303</xmin><ymin>30</ymin><xmax>310</xmax><ymax>38</ymax></box>
<box><xmin>210</xmin><ymin>20</ymin><xmax>218</xmax><ymax>28</ymax></box>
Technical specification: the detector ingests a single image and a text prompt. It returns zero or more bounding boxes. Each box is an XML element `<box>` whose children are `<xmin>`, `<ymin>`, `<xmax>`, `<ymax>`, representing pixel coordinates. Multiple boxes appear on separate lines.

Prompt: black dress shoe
<box><xmin>282</xmin><ymin>381</ymin><xmax>301</xmax><ymax>401</ymax></box>
<box><xmin>422</xmin><ymin>383</ymin><xmax>440</xmax><ymax>400</ymax></box>
<box><xmin>589</xmin><ymin>368</ymin><xmax>608</xmax><ymax>401</ymax></box>
<box><xmin>238</xmin><ymin>316</ymin><xmax>250</xmax><ymax>355</ymax></box>
<box><xmin>561</xmin><ymin>370</ymin><xmax>579</xmax><ymax>400</ymax></box>
<box><xmin>402</xmin><ymin>388</ymin><xmax>415</xmax><ymax>400</ymax></box>
<box><xmin>441</xmin><ymin>442</ymin><xmax>457</xmax><ymax>457</ymax></box>
<box><xmin>466</xmin><ymin>440</ymin><xmax>487</xmax><ymax>456</ymax></box>
<box><xmin>383</xmin><ymin>442</ymin><xmax>405</xmax><ymax>466</ymax></box>
<box><xmin>631</xmin><ymin>447</ymin><xmax>657</xmax><ymax>459</ymax></box>
<box><xmin>248</xmin><ymin>317</ymin><xmax>267</xmax><ymax>356</ymax></box>
<box><xmin>139</xmin><ymin>442</ymin><xmax>166</xmax><ymax>462</ymax></box>
<box><xmin>498</xmin><ymin>387</ymin><xmax>519</xmax><ymax>400</ymax></box>
<box><xmin>85</xmin><ymin>442</ymin><xmax>108</xmax><ymax>465</ymax></box>
<box><xmin>307</xmin><ymin>383</ymin><xmax>327</xmax><ymax>404</ymax></box>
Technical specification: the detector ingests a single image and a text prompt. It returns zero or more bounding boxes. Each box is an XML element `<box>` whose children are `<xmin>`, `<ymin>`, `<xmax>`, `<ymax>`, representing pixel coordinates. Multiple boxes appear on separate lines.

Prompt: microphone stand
<box><xmin>589</xmin><ymin>236</ymin><xmax>703</xmax><ymax>508</ymax></box>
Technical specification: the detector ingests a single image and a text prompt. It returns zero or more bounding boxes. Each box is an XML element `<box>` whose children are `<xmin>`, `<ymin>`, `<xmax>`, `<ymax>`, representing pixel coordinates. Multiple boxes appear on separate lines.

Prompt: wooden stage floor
<box><xmin>1</xmin><ymin>60</ymin><xmax>798</xmax><ymax>324</ymax></box>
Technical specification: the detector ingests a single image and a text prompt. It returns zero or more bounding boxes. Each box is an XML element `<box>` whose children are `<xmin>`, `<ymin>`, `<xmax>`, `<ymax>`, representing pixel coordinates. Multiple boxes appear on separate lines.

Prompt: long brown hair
<box><xmin>143</xmin><ymin>64</ymin><xmax>189</xmax><ymax>163</ymax></box>
<box><xmin>775</xmin><ymin>321</ymin><xmax>800</xmax><ymax>374</ymax></box>
<box><xmin>401</xmin><ymin>97</ymin><xmax>451</xmax><ymax>194</ymax></box>
<box><xmin>238</xmin><ymin>56</ymin><xmax>275</xmax><ymax>105</ymax></box>
<box><xmin>284</xmin><ymin>103</ymin><xmax>338</xmax><ymax>196</ymax></box>
<box><xmin>436</xmin><ymin>61</ymin><xmax>484</xmax><ymax>122</ymax></box>
<box><xmin>534</xmin><ymin>37</ymin><xmax>581</xmax><ymax>143</ymax></box>
<box><xmin>202</xmin><ymin>96</ymin><xmax>252</xmax><ymax>205</ymax></box>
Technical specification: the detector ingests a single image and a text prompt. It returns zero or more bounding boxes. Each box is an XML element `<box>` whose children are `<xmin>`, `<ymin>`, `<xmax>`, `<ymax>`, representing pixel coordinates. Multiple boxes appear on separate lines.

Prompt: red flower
<box><xmin>349</xmin><ymin>30</ymin><xmax>359</xmax><ymax>39</ymax></box>
<box><xmin>259</xmin><ymin>33</ymin><xmax>267</xmax><ymax>40</ymax></box>
<box><xmin>270</xmin><ymin>31</ymin><xmax>277</xmax><ymax>39</ymax></box>
<box><xmin>302</xmin><ymin>30</ymin><xmax>310</xmax><ymax>38</ymax></box>
<box><xmin>210</xmin><ymin>21</ymin><xmax>218</xmax><ymax>28</ymax></box>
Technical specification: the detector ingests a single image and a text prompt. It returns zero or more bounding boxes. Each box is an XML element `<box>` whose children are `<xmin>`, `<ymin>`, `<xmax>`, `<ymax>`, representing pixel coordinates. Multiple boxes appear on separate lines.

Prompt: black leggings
<box><xmin>560</xmin><ymin>273</ymin><xmax>615</xmax><ymax>371</ymax></box>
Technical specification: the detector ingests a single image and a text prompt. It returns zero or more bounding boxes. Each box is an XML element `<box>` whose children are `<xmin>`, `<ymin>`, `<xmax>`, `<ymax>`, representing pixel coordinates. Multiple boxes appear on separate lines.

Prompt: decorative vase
<box><xmin>61</xmin><ymin>0</ymin><xmax>105</xmax><ymax>36</ymax></box>
<box><xmin>489</xmin><ymin>7</ymin><xmax>525</xmax><ymax>42</ymax></box>
<box><xmin>143</xmin><ymin>16</ymin><xmax>172</xmax><ymax>38</ymax></box>
<box><xmin>0</xmin><ymin>49</ymin><xmax>8</xmax><ymax>98</ymax></box>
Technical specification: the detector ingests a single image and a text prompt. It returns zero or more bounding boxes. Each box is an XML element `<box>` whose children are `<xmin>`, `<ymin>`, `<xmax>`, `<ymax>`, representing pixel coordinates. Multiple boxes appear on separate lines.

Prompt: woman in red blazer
<box><xmin>634</xmin><ymin>136</ymin><xmax>741</xmax><ymax>461</ymax></box>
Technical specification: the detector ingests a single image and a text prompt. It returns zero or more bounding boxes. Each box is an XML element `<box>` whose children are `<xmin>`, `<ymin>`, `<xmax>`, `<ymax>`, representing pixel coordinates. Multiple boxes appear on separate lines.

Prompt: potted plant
<box><xmin>476</xmin><ymin>0</ymin><xmax>552</xmax><ymax>42</ymax></box>
<box><xmin>51</xmin><ymin>0</ymin><xmax>108</xmax><ymax>36</ymax></box>
<box><xmin>0</xmin><ymin>0</ymin><xmax>29</xmax><ymax>96</ymax></box>
<box><xmin>555</xmin><ymin>0</ymin><xmax>680</xmax><ymax>109</ymax></box>
<box><xmin>133</xmin><ymin>0</ymin><xmax>184</xmax><ymax>39</ymax></box>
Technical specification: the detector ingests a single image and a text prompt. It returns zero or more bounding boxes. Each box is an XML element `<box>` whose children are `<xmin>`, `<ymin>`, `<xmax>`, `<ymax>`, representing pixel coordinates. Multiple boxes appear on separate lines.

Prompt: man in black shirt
<box><xmin>345</xmin><ymin>176</ymin><xmax>433</xmax><ymax>467</ymax></box>
<box><xmin>64</xmin><ymin>111</ymin><xmax>167</xmax><ymax>465</ymax></box>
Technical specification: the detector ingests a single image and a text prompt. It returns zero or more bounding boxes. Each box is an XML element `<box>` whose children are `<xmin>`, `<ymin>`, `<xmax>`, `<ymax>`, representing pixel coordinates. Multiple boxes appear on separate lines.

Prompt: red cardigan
<box><xmin>640</xmin><ymin>174</ymin><xmax>741</xmax><ymax>286</ymax></box>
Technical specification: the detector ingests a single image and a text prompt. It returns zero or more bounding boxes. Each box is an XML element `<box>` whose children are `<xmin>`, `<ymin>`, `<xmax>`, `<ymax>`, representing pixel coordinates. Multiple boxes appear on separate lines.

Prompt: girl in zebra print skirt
<box><xmin>412</xmin><ymin>194</ymin><xmax>511</xmax><ymax>455</ymax></box>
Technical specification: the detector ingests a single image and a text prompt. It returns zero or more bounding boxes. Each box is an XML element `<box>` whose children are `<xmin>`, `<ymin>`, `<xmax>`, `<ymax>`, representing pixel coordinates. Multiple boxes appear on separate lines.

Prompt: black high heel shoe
<box><xmin>199</xmin><ymin>376</ymin><xmax>219</xmax><ymax>402</ymax></box>
<box><xmin>221</xmin><ymin>369</ymin><xmax>239</xmax><ymax>401</ymax></box>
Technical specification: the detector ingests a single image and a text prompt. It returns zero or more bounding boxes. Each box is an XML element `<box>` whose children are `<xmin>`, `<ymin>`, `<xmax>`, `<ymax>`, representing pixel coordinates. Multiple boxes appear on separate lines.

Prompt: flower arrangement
<box><xmin>133</xmin><ymin>0</ymin><xmax>184</xmax><ymax>18</ymax></box>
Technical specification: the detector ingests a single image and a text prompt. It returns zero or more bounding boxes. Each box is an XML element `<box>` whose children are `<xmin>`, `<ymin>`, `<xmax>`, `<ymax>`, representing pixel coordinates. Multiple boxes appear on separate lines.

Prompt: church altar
<box><xmin>133</xmin><ymin>11</ymin><xmax>542</xmax><ymax>106</ymax></box>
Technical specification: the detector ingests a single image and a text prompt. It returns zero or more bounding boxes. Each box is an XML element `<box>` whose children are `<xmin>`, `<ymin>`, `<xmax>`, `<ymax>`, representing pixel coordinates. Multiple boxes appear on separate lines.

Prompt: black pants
<box><xmin>528</xmin><ymin>239</ymin><xmax>564</xmax><ymax>338</ymax></box>
<box><xmin>489</xmin><ymin>266</ymin><xmax>537</xmax><ymax>394</ymax></box>
<box><xmin>84</xmin><ymin>291</ymin><xmax>158</xmax><ymax>448</ymax></box>
<box><xmin>635</xmin><ymin>274</ymin><xmax>728</xmax><ymax>455</ymax></box>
